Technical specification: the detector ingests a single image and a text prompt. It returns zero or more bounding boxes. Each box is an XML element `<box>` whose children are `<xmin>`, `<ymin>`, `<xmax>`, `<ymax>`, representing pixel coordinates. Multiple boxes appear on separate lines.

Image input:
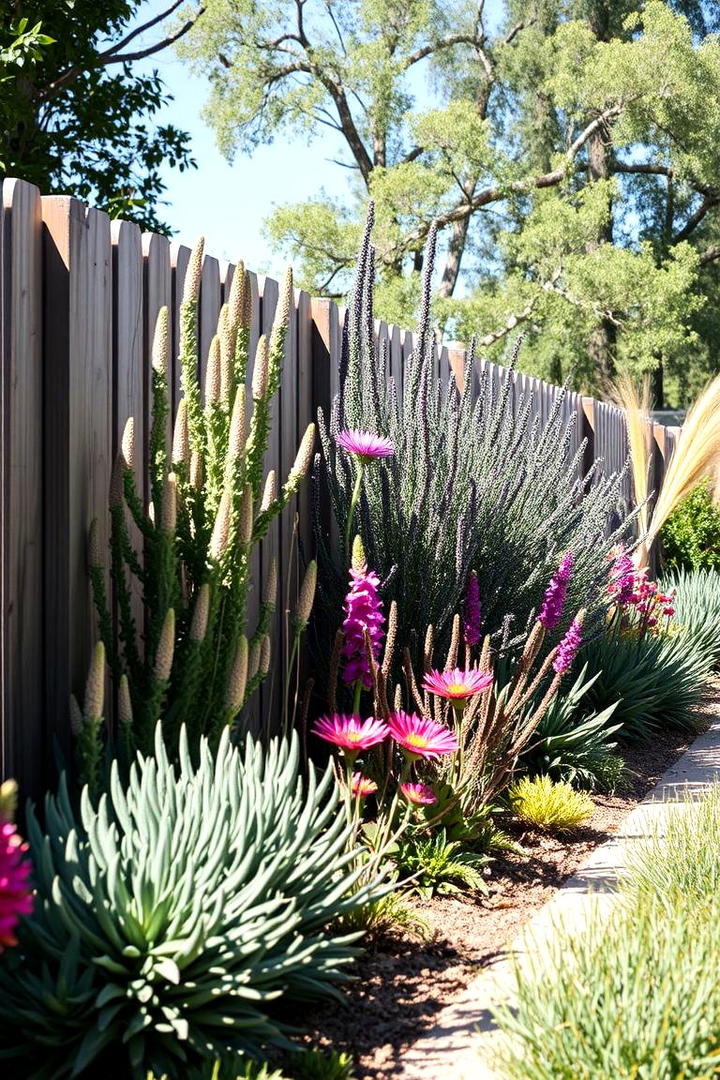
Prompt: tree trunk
<box><xmin>437</xmin><ymin>216</ymin><xmax>470</xmax><ymax>298</ymax></box>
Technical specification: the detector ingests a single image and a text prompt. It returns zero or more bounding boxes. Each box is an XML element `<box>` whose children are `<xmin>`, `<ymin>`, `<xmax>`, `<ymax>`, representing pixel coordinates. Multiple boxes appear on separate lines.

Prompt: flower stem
<box><xmin>352</xmin><ymin>678</ymin><xmax>362</xmax><ymax>716</ymax></box>
<box><xmin>345</xmin><ymin>461</ymin><xmax>364</xmax><ymax>559</ymax></box>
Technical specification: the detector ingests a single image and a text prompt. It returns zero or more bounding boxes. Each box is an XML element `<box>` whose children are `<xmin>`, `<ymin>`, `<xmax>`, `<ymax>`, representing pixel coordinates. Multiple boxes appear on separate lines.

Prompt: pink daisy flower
<box><xmin>388</xmin><ymin>710</ymin><xmax>458</xmax><ymax>760</ymax></box>
<box><xmin>0</xmin><ymin>822</ymin><xmax>33</xmax><ymax>950</ymax></box>
<box><xmin>422</xmin><ymin>667</ymin><xmax>493</xmax><ymax>702</ymax></box>
<box><xmin>351</xmin><ymin>772</ymin><xmax>378</xmax><ymax>799</ymax></box>
<box><xmin>400</xmin><ymin>782</ymin><xmax>437</xmax><ymax>806</ymax></box>
<box><xmin>312</xmin><ymin>713</ymin><xmax>388</xmax><ymax>756</ymax></box>
<box><xmin>335</xmin><ymin>429</ymin><xmax>395</xmax><ymax>462</ymax></box>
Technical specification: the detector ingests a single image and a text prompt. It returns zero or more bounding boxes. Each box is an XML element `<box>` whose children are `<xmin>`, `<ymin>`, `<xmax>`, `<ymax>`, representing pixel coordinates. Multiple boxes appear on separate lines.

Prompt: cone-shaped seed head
<box><xmin>226</xmin><ymin>635</ymin><xmax>248</xmax><ymax>711</ymax></box>
<box><xmin>182</xmin><ymin>238</ymin><xmax>204</xmax><ymax>304</ymax></box>
<box><xmin>190</xmin><ymin>582</ymin><xmax>210</xmax><ymax>641</ymax></box>
<box><xmin>296</xmin><ymin>559</ymin><xmax>317</xmax><ymax>624</ymax></box>
<box><xmin>84</xmin><ymin>641</ymin><xmax>105</xmax><ymax>720</ymax></box>
<box><xmin>351</xmin><ymin>535</ymin><xmax>366</xmax><ymax>572</ymax></box>
<box><xmin>172</xmin><ymin>399</ymin><xmax>189</xmax><ymax>465</ymax></box>
<box><xmin>288</xmin><ymin>423</ymin><xmax>315</xmax><ymax>484</ymax></box>
<box><xmin>248</xmin><ymin>641</ymin><xmax>260</xmax><ymax>681</ymax></box>
<box><xmin>152</xmin><ymin>307</ymin><xmax>169</xmax><ymax>376</ymax></box>
<box><xmin>190</xmin><ymin>450</ymin><xmax>203</xmax><ymax>492</ymax></box>
<box><xmin>69</xmin><ymin>695</ymin><xmax>84</xmax><ymax>737</ymax></box>
<box><xmin>162</xmin><ymin>472</ymin><xmax>178</xmax><ymax>533</ymax></box>
<box><xmin>252</xmin><ymin>334</ymin><xmax>269</xmax><ymax>400</ymax></box>
<box><xmin>270</xmin><ymin>267</ymin><xmax>293</xmax><ymax>349</ymax></box>
<box><xmin>205</xmin><ymin>336</ymin><xmax>221</xmax><ymax>405</ymax></box>
<box><xmin>154</xmin><ymin>609</ymin><xmax>175</xmax><ymax>683</ymax></box>
<box><xmin>109</xmin><ymin>453</ymin><xmax>124</xmax><ymax>508</ymax></box>
<box><xmin>148</xmin><ymin>500</ymin><xmax>155</xmax><ymax>525</ymax></box>
<box><xmin>228</xmin><ymin>387</ymin><xmax>247</xmax><ymax>460</ymax></box>
<box><xmin>239</xmin><ymin>484</ymin><xmax>253</xmax><ymax>545</ymax></box>
<box><xmin>209</xmin><ymin>489</ymin><xmax>232</xmax><ymax>560</ymax></box>
<box><xmin>263</xmin><ymin>557</ymin><xmax>277</xmax><ymax>608</ymax></box>
<box><xmin>260</xmin><ymin>470</ymin><xmax>277</xmax><ymax>513</ymax></box>
<box><xmin>121</xmin><ymin>417</ymin><xmax>136</xmax><ymax>470</ymax></box>
<box><xmin>118</xmin><ymin>674</ymin><xmax>133</xmax><ymax>729</ymax></box>
<box><xmin>88</xmin><ymin>518</ymin><xmax>102</xmax><ymax>570</ymax></box>
<box><xmin>0</xmin><ymin>779</ymin><xmax>18</xmax><ymax>823</ymax></box>
<box><xmin>227</xmin><ymin>260</ymin><xmax>245</xmax><ymax>329</ymax></box>
<box><xmin>260</xmin><ymin>634</ymin><xmax>271</xmax><ymax>675</ymax></box>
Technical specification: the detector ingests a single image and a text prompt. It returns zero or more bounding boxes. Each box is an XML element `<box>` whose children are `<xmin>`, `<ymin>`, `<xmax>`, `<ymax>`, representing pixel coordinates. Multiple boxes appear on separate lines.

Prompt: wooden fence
<box><xmin>0</xmin><ymin>178</ymin><xmax>677</xmax><ymax>798</ymax></box>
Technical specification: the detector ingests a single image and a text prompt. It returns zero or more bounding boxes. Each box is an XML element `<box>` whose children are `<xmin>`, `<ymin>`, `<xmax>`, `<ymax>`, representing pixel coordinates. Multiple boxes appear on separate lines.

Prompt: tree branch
<box><xmin>672</xmin><ymin>196</ymin><xmax>720</xmax><ymax>244</ymax></box>
<box><xmin>403</xmin><ymin>33</ymin><xmax>482</xmax><ymax>69</ymax></box>
<box><xmin>395</xmin><ymin>104</ymin><xmax>626</xmax><ymax>255</ymax></box>
<box><xmin>476</xmin><ymin>269</ymin><xmax>562</xmax><ymax>347</ymax></box>
<box><xmin>699</xmin><ymin>245</ymin><xmax>720</xmax><ymax>265</ymax></box>
<box><xmin>37</xmin><ymin>3</ymin><xmax>204</xmax><ymax>102</ymax></box>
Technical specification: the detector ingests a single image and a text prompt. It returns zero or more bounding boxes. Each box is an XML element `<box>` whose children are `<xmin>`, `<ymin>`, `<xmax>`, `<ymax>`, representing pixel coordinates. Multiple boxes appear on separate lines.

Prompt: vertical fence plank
<box><xmin>142</xmin><ymin>232</ymin><xmax>171</xmax><ymax>502</ymax></box>
<box><xmin>199</xmin><ymin>254</ymin><xmax>221</xmax><ymax>389</ymax></box>
<box><xmin>111</xmin><ymin>221</ymin><xmax>145</xmax><ymax>661</ymax></box>
<box><xmin>0</xmin><ymin>180</ymin><xmax>43</xmax><ymax>798</ymax></box>
<box><xmin>170</xmin><ymin>243</ymin><xmax>191</xmax><ymax>413</ymax></box>
<box><xmin>258</xmin><ymin>276</ymin><xmax>281</xmax><ymax>724</ymax></box>
<box><xmin>42</xmin><ymin>197</ymin><xmax>113</xmax><ymax>767</ymax></box>
<box><xmin>296</xmin><ymin>290</ymin><xmax>314</xmax><ymax>563</ymax></box>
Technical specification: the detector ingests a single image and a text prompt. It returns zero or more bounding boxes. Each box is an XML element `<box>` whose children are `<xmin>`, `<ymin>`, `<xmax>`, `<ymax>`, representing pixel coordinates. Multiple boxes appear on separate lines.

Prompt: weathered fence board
<box><xmin>0</xmin><ymin>179</ymin><xmax>680</xmax><ymax>794</ymax></box>
<box><xmin>0</xmin><ymin>180</ymin><xmax>44</xmax><ymax>800</ymax></box>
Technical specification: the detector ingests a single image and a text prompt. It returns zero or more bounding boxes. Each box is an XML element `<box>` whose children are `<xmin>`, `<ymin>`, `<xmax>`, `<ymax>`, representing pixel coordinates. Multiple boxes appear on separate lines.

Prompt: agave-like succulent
<box><xmin>0</xmin><ymin>727</ymin><xmax>385</xmax><ymax>1079</ymax></box>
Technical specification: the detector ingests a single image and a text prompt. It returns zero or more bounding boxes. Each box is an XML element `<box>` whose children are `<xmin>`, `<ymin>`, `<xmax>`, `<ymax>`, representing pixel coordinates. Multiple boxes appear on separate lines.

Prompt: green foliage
<box><xmin>495</xmin><ymin>784</ymin><xmax>720</xmax><ymax>1079</ymax></box>
<box><xmin>180</xmin><ymin>0</ymin><xmax>720</xmax><ymax>402</ymax></box>
<box><xmin>286</xmin><ymin>1050</ymin><xmax>356</xmax><ymax>1080</ymax></box>
<box><xmin>582</xmin><ymin>623</ymin><xmax>712</xmax><ymax>740</ymax></box>
<box><xmin>661</xmin><ymin>479</ymin><xmax>720</xmax><ymax>573</ymax></box>
<box><xmin>508</xmin><ymin>775</ymin><xmax>594</xmax><ymax>833</ymax></box>
<box><xmin>83</xmin><ymin>249</ymin><xmax>315</xmax><ymax>777</ymax></box>
<box><xmin>523</xmin><ymin>665</ymin><xmax>623</xmax><ymax>791</ymax></box>
<box><xmin>0</xmin><ymin>1</ymin><xmax>197</xmax><ymax>232</ymax></box>
<box><xmin>395</xmin><ymin>829</ymin><xmax>491</xmax><ymax>898</ymax></box>
<box><xmin>337</xmin><ymin>882</ymin><xmax>430</xmax><ymax>939</ymax></box>
<box><xmin>660</xmin><ymin>565</ymin><xmax>720</xmax><ymax>668</ymax></box>
<box><xmin>0</xmin><ymin>728</ymin><xmax>385</xmax><ymax>1078</ymax></box>
<box><xmin>316</xmin><ymin>222</ymin><xmax>631</xmax><ymax>669</ymax></box>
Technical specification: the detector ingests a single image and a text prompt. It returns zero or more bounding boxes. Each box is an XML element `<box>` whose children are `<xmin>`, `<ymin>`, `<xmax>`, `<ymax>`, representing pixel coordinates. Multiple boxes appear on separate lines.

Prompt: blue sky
<box><xmin>135</xmin><ymin>1</ymin><xmax>504</xmax><ymax>275</ymax></box>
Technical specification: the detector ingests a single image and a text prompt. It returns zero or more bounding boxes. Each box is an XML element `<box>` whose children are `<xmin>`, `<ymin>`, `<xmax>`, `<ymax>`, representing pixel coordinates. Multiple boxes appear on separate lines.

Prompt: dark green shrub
<box><xmin>0</xmin><ymin>728</ymin><xmax>384</xmax><ymax>1079</ymax></box>
<box><xmin>661</xmin><ymin>478</ymin><xmax>720</xmax><ymax>573</ymax></box>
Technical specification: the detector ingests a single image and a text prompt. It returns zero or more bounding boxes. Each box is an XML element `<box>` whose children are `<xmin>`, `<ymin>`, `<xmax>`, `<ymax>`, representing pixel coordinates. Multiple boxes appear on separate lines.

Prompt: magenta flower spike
<box><xmin>341</xmin><ymin>560</ymin><xmax>385</xmax><ymax>690</ymax></box>
<box><xmin>607</xmin><ymin>544</ymin><xmax>636</xmax><ymax>606</ymax></box>
<box><xmin>335</xmin><ymin>429</ymin><xmax>394</xmax><ymax>462</ymax></box>
<box><xmin>400</xmin><ymin>782</ymin><xmax>437</xmax><ymax>806</ymax></box>
<box><xmin>0</xmin><ymin>822</ymin><xmax>33</xmax><ymax>950</ymax></box>
<box><xmin>312</xmin><ymin>713</ymin><xmax>389</xmax><ymax>757</ymax></box>
<box><xmin>388</xmin><ymin>710</ymin><xmax>458</xmax><ymax>761</ymax></box>
<box><xmin>463</xmin><ymin>571</ymin><xmax>482</xmax><ymax>647</ymax></box>
<box><xmin>538</xmin><ymin>552</ymin><xmax>575</xmax><ymax>631</ymax></box>
<box><xmin>422</xmin><ymin>667</ymin><xmax>493</xmax><ymax>703</ymax></box>
<box><xmin>553</xmin><ymin>612</ymin><xmax>585</xmax><ymax>674</ymax></box>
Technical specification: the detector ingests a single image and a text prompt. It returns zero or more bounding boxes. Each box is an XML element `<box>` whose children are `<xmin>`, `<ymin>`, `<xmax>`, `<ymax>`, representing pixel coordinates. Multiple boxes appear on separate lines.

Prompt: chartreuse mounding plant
<box><xmin>314</xmin><ymin>208</ymin><xmax>631</xmax><ymax>668</ymax></box>
<box><xmin>508</xmin><ymin>775</ymin><xmax>594</xmax><ymax>833</ymax></box>
<box><xmin>0</xmin><ymin>726</ymin><xmax>386</xmax><ymax>1079</ymax></box>
<box><xmin>81</xmin><ymin>238</ymin><xmax>315</xmax><ymax>777</ymax></box>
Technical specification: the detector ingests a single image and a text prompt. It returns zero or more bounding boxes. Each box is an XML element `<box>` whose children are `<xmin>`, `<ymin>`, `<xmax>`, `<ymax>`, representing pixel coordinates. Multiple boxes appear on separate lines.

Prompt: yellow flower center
<box><xmin>346</xmin><ymin>731</ymin><xmax>363</xmax><ymax>743</ymax></box>
<box><xmin>446</xmin><ymin>682</ymin><xmax>467</xmax><ymax>695</ymax></box>
<box><xmin>405</xmin><ymin>733</ymin><xmax>428</xmax><ymax>748</ymax></box>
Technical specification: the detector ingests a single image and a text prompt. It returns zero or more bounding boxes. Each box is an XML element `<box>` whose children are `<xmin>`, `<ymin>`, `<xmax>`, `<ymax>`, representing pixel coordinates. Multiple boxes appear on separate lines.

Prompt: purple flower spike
<box><xmin>539</xmin><ymin>552</ymin><xmax>575</xmax><ymax>631</ymax></box>
<box><xmin>553</xmin><ymin>612</ymin><xmax>585</xmax><ymax>674</ymax></box>
<box><xmin>463</xmin><ymin>571</ymin><xmax>482</xmax><ymax>647</ymax></box>
<box><xmin>335</xmin><ymin>429</ymin><xmax>394</xmax><ymax>462</ymax></box>
<box><xmin>341</xmin><ymin>561</ymin><xmax>385</xmax><ymax>689</ymax></box>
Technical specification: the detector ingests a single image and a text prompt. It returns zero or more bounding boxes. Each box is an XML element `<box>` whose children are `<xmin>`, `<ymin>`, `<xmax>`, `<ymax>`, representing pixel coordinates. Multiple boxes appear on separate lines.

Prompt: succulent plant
<box><xmin>0</xmin><ymin>727</ymin><xmax>385</xmax><ymax>1078</ymax></box>
<box><xmin>86</xmin><ymin>239</ymin><xmax>315</xmax><ymax>777</ymax></box>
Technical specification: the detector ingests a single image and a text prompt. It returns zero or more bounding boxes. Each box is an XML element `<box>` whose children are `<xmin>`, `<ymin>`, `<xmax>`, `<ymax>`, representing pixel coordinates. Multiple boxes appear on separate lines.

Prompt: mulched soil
<box><xmin>299</xmin><ymin>724</ymin><xmax>698</xmax><ymax>1079</ymax></box>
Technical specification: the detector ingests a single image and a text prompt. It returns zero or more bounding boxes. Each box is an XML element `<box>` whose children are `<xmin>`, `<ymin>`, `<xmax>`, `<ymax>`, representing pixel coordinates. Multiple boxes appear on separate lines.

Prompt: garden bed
<box><xmin>304</xmin><ymin>726</ymin><xmax>696</xmax><ymax>1079</ymax></box>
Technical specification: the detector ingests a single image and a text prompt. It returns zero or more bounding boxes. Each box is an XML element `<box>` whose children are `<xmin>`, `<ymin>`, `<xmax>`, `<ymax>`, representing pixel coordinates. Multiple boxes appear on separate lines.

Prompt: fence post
<box><xmin>0</xmin><ymin>180</ymin><xmax>44</xmax><ymax>799</ymax></box>
<box><xmin>580</xmin><ymin>396</ymin><xmax>596</xmax><ymax>482</ymax></box>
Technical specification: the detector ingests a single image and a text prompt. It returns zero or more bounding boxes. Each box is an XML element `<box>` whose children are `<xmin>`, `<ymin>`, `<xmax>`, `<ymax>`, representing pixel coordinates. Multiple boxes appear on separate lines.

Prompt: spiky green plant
<box><xmin>508</xmin><ymin>775</ymin><xmax>594</xmax><ymax>833</ymax></box>
<box><xmin>661</xmin><ymin>565</ymin><xmax>720</xmax><ymax>669</ymax></box>
<box><xmin>315</xmin><ymin>211</ymin><xmax>632</xmax><ymax>675</ymax></box>
<box><xmin>395</xmin><ymin>829</ymin><xmax>491</xmax><ymax>898</ymax></box>
<box><xmin>0</xmin><ymin>727</ymin><xmax>386</xmax><ymax>1079</ymax></box>
<box><xmin>521</xmin><ymin>665</ymin><xmax>623</xmax><ymax>791</ymax></box>
<box><xmin>85</xmin><ymin>240</ymin><xmax>315</xmax><ymax>773</ymax></box>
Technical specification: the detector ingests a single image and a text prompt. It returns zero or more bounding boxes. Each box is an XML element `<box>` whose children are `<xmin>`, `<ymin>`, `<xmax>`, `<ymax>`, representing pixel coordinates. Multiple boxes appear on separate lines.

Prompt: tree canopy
<box><xmin>1</xmin><ymin>1</ymin><xmax>203</xmax><ymax>233</ymax></box>
<box><xmin>179</xmin><ymin>0</ymin><xmax>720</xmax><ymax>404</ymax></box>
